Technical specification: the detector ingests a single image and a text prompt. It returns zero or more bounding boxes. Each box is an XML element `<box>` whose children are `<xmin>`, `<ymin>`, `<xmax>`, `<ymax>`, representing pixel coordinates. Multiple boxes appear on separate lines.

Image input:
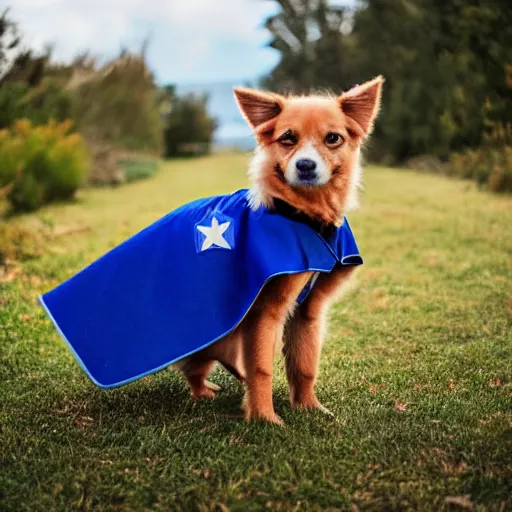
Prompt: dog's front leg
<box><xmin>242</xmin><ymin>308</ymin><xmax>283</xmax><ymax>424</ymax></box>
<box><xmin>284</xmin><ymin>266</ymin><xmax>355</xmax><ymax>413</ymax></box>
<box><xmin>242</xmin><ymin>273</ymin><xmax>312</xmax><ymax>425</ymax></box>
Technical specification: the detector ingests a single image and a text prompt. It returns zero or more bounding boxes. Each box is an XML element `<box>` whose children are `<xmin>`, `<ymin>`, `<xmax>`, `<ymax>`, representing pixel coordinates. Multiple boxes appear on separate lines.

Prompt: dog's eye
<box><xmin>277</xmin><ymin>130</ymin><xmax>298</xmax><ymax>147</ymax></box>
<box><xmin>325</xmin><ymin>132</ymin><xmax>344</xmax><ymax>148</ymax></box>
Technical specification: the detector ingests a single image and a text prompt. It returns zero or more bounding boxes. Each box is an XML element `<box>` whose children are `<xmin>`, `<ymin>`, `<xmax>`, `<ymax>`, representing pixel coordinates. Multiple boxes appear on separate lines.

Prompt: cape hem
<box><xmin>39</xmin><ymin>265</ymin><xmax>339</xmax><ymax>389</ymax></box>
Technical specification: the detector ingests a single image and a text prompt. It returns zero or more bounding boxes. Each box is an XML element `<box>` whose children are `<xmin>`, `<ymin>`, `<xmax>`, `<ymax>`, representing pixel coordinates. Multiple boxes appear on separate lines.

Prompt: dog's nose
<box><xmin>296</xmin><ymin>159</ymin><xmax>317</xmax><ymax>182</ymax></box>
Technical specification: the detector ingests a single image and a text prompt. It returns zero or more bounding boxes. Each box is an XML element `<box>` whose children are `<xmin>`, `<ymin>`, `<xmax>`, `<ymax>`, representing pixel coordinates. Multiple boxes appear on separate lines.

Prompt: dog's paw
<box><xmin>292</xmin><ymin>398</ymin><xmax>334</xmax><ymax>416</ymax></box>
<box><xmin>244</xmin><ymin>406</ymin><xmax>284</xmax><ymax>426</ymax></box>
<box><xmin>247</xmin><ymin>411</ymin><xmax>284</xmax><ymax>426</ymax></box>
<box><xmin>314</xmin><ymin>402</ymin><xmax>335</xmax><ymax>416</ymax></box>
<box><xmin>241</xmin><ymin>392</ymin><xmax>284</xmax><ymax>425</ymax></box>
<box><xmin>191</xmin><ymin>387</ymin><xmax>216</xmax><ymax>400</ymax></box>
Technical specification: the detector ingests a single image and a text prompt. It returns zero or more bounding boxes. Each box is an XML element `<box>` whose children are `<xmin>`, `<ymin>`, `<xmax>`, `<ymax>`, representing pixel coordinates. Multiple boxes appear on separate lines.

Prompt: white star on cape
<box><xmin>197</xmin><ymin>217</ymin><xmax>231</xmax><ymax>251</ymax></box>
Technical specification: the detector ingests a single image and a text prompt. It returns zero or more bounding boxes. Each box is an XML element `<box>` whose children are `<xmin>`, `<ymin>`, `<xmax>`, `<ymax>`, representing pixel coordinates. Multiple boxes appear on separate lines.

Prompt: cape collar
<box><xmin>272</xmin><ymin>198</ymin><xmax>339</xmax><ymax>240</ymax></box>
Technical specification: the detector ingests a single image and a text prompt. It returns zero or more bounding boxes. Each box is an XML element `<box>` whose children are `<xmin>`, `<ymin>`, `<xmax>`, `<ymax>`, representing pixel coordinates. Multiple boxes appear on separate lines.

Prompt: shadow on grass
<box><xmin>46</xmin><ymin>370</ymin><xmax>250</xmax><ymax>433</ymax></box>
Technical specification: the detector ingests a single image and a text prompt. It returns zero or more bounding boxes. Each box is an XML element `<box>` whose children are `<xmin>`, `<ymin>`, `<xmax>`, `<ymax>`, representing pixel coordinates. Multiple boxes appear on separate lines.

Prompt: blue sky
<box><xmin>7</xmin><ymin>0</ymin><xmax>353</xmax><ymax>85</ymax></box>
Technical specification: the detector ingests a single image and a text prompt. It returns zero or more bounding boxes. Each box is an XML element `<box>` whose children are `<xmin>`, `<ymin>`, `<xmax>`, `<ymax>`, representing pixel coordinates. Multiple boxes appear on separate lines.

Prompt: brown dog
<box><xmin>176</xmin><ymin>76</ymin><xmax>384</xmax><ymax>424</ymax></box>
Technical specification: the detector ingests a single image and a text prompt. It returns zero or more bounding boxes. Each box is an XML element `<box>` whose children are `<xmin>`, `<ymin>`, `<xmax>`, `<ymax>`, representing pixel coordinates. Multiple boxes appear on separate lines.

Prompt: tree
<box><xmin>0</xmin><ymin>8</ymin><xmax>20</xmax><ymax>81</ymax></box>
<box><xmin>348</xmin><ymin>0</ymin><xmax>512</xmax><ymax>160</ymax></box>
<box><xmin>0</xmin><ymin>9</ymin><xmax>74</xmax><ymax>130</ymax></box>
<box><xmin>71</xmin><ymin>51</ymin><xmax>163</xmax><ymax>153</ymax></box>
<box><xmin>163</xmin><ymin>89</ymin><xmax>217</xmax><ymax>157</ymax></box>
<box><xmin>261</xmin><ymin>0</ymin><xmax>350</xmax><ymax>94</ymax></box>
<box><xmin>263</xmin><ymin>0</ymin><xmax>512</xmax><ymax>162</ymax></box>
<box><xmin>0</xmin><ymin>9</ymin><xmax>52</xmax><ymax>88</ymax></box>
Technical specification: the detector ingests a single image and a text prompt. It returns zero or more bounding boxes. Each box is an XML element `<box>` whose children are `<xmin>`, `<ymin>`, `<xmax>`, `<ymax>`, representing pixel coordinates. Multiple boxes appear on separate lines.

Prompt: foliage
<box><xmin>162</xmin><ymin>89</ymin><xmax>217</xmax><ymax>157</ymax></box>
<box><xmin>261</xmin><ymin>0</ymin><xmax>347</xmax><ymax>93</ymax></box>
<box><xmin>0</xmin><ymin>82</ymin><xmax>28</xmax><ymax>129</ymax></box>
<box><xmin>85</xmin><ymin>143</ymin><xmax>127</xmax><ymax>187</ymax></box>
<box><xmin>1</xmin><ymin>154</ymin><xmax>511</xmax><ymax>510</ymax></box>
<box><xmin>119</xmin><ymin>155</ymin><xmax>160</xmax><ymax>183</ymax></box>
<box><xmin>72</xmin><ymin>52</ymin><xmax>163</xmax><ymax>154</ymax></box>
<box><xmin>263</xmin><ymin>0</ymin><xmax>512</xmax><ymax>165</ymax></box>
<box><xmin>0</xmin><ymin>10</ymin><xmax>74</xmax><ymax>136</ymax></box>
<box><xmin>447</xmin><ymin>146</ymin><xmax>512</xmax><ymax>193</ymax></box>
<box><xmin>0</xmin><ymin>8</ymin><xmax>54</xmax><ymax>89</ymax></box>
<box><xmin>0</xmin><ymin>11</ymin><xmax>196</xmax><ymax>173</ymax></box>
<box><xmin>347</xmin><ymin>0</ymin><xmax>511</xmax><ymax>161</ymax></box>
<box><xmin>0</xmin><ymin>8</ymin><xmax>21</xmax><ymax>82</ymax></box>
<box><xmin>22</xmin><ymin>78</ymin><xmax>74</xmax><ymax>125</ymax></box>
<box><xmin>406</xmin><ymin>155</ymin><xmax>444</xmax><ymax>173</ymax></box>
<box><xmin>0</xmin><ymin>79</ymin><xmax>74</xmax><ymax>131</ymax></box>
<box><xmin>0</xmin><ymin>119</ymin><xmax>89</xmax><ymax>212</ymax></box>
<box><xmin>0</xmin><ymin>222</ymin><xmax>45</xmax><ymax>267</ymax></box>
<box><xmin>0</xmin><ymin>9</ymin><xmax>75</xmax><ymax>134</ymax></box>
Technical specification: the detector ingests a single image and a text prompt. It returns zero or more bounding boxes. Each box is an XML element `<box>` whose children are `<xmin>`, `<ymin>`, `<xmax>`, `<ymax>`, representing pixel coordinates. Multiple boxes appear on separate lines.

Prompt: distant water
<box><xmin>176</xmin><ymin>81</ymin><xmax>257</xmax><ymax>151</ymax></box>
<box><xmin>214</xmin><ymin>134</ymin><xmax>256</xmax><ymax>151</ymax></box>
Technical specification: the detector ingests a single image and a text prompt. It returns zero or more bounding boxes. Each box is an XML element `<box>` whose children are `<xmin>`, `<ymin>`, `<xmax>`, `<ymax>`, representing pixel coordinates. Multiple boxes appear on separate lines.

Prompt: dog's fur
<box><xmin>176</xmin><ymin>76</ymin><xmax>384</xmax><ymax>424</ymax></box>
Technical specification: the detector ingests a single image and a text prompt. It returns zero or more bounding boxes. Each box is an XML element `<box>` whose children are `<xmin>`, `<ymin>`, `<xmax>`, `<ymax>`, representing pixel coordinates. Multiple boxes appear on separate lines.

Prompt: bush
<box><xmin>162</xmin><ymin>91</ymin><xmax>217</xmax><ymax>158</ymax></box>
<box><xmin>72</xmin><ymin>53</ymin><xmax>163</xmax><ymax>154</ymax></box>
<box><xmin>0</xmin><ymin>83</ymin><xmax>29</xmax><ymax>130</ymax></box>
<box><xmin>85</xmin><ymin>146</ymin><xmax>160</xmax><ymax>186</ymax></box>
<box><xmin>487</xmin><ymin>147</ymin><xmax>512</xmax><ymax>193</ymax></box>
<box><xmin>85</xmin><ymin>142</ymin><xmax>126</xmax><ymax>186</ymax></box>
<box><xmin>0</xmin><ymin>80</ymin><xmax>74</xmax><ymax>131</ymax></box>
<box><xmin>406</xmin><ymin>155</ymin><xmax>444</xmax><ymax>173</ymax></box>
<box><xmin>446</xmin><ymin>146</ymin><xmax>512</xmax><ymax>193</ymax></box>
<box><xmin>22</xmin><ymin>78</ymin><xmax>75</xmax><ymax>126</ymax></box>
<box><xmin>119</xmin><ymin>155</ymin><xmax>160</xmax><ymax>183</ymax></box>
<box><xmin>0</xmin><ymin>119</ymin><xmax>89</xmax><ymax>212</ymax></box>
<box><xmin>0</xmin><ymin>222</ymin><xmax>45</xmax><ymax>267</ymax></box>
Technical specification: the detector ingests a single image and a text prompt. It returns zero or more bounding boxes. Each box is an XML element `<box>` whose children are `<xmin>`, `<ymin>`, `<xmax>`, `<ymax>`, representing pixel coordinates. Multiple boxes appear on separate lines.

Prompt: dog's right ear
<box><xmin>234</xmin><ymin>87</ymin><xmax>284</xmax><ymax>133</ymax></box>
<box><xmin>339</xmin><ymin>76</ymin><xmax>384</xmax><ymax>139</ymax></box>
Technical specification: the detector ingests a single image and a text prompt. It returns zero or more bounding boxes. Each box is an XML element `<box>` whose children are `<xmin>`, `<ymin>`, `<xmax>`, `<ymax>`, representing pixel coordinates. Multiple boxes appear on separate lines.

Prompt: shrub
<box><xmin>162</xmin><ymin>91</ymin><xmax>217</xmax><ymax>158</ymax></box>
<box><xmin>86</xmin><ymin>142</ymin><xmax>126</xmax><ymax>186</ymax></box>
<box><xmin>85</xmin><ymin>146</ymin><xmax>160</xmax><ymax>186</ymax></box>
<box><xmin>0</xmin><ymin>119</ymin><xmax>89</xmax><ymax>212</ymax></box>
<box><xmin>0</xmin><ymin>83</ymin><xmax>29</xmax><ymax>130</ymax></box>
<box><xmin>22</xmin><ymin>78</ymin><xmax>75</xmax><ymax>126</ymax></box>
<box><xmin>72</xmin><ymin>53</ymin><xmax>163</xmax><ymax>154</ymax></box>
<box><xmin>487</xmin><ymin>147</ymin><xmax>512</xmax><ymax>193</ymax></box>
<box><xmin>119</xmin><ymin>155</ymin><xmax>160</xmax><ymax>183</ymax></box>
<box><xmin>0</xmin><ymin>80</ymin><xmax>74</xmax><ymax>131</ymax></box>
<box><xmin>406</xmin><ymin>155</ymin><xmax>444</xmax><ymax>173</ymax></box>
<box><xmin>446</xmin><ymin>146</ymin><xmax>512</xmax><ymax>193</ymax></box>
<box><xmin>0</xmin><ymin>222</ymin><xmax>45</xmax><ymax>267</ymax></box>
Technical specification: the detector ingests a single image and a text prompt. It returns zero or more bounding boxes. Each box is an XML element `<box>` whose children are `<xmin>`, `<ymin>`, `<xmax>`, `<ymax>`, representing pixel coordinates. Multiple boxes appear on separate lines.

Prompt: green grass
<box><xmin>1</xmin><ymin>153</ymin><xmax>511</xmax><ymax>511</ymax></box>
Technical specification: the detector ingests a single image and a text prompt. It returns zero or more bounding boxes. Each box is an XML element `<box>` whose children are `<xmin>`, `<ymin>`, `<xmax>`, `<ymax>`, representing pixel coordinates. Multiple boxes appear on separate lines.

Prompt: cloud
<box><xmin>8</xmin><ymin>1</ymin><xmax>354</xmax><ymax>83</ymax></box>
<box><xmin>10</xmin><ymin>0</ymin><xmax>276</xmax><ymax>61</ymax></box>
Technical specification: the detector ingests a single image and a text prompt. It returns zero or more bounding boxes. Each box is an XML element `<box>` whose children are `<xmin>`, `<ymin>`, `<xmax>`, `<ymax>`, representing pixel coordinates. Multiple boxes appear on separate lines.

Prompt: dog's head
<box><xmin>234</xmin><ymin>76</ymin><xmax>383</xmax><ymax>226</ymax></box>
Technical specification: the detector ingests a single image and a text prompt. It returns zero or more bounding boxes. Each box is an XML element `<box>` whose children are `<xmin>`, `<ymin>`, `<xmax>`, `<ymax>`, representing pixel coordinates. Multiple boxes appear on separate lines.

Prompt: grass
<box><xmin>1</xmin><ymin>153</ymin><xmax>511</xmax><ymax>511</ymax></box>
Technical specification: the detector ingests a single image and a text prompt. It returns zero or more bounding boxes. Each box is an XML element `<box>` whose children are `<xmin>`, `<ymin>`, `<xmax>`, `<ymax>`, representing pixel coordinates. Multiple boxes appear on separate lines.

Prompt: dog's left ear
<box><xmin>234</xmin><ymin>87</ymin><xmax>285</xmax><ymax>134</ymax></box>
<box><xmin>339</xmin><ymin>76</ymin><xmax>384</xmax><ymax>138</ymax></box>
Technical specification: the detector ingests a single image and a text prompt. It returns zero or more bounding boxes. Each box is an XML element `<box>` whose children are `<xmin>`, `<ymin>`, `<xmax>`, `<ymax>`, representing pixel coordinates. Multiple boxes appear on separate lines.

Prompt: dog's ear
<box><xmin>339</xmin><ymin>76</ymin><xmax>384</xmax><ymax>138</ymax></box>
<box><xmin>234</xmin><ymin>87</ymin><xmax>285</xmax><ymax>132</ymax></box>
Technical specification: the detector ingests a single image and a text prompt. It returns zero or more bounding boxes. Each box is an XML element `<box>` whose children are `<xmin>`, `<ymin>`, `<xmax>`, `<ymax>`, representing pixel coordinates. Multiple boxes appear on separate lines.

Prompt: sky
<box><xmin>6</xmin><ymin>0</ymin><xmax>353</xmax><ymax>86</ymax></box>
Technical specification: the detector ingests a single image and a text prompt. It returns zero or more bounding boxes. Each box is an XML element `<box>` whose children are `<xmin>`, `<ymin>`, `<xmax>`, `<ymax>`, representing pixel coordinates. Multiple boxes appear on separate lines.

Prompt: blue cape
<box><xmin>40</xmin><ymin>189</ymin><xmax>362</xmax><ymax>388</ymax></box>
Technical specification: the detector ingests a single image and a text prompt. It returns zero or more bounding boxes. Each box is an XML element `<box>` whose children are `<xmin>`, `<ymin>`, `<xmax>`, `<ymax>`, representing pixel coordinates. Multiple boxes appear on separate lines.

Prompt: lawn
<box><xmin>1</xmin><ymin>153</ymin><xmax>511</xmax><ymax>511</ymax></box>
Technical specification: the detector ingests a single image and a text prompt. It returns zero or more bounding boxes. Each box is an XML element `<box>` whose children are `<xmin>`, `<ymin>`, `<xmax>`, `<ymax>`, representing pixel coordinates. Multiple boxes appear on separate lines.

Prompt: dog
<box><xmin>176</xmin><ymin>76</ymin><xmax>384</xmax><ymax>425</ymax></box>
